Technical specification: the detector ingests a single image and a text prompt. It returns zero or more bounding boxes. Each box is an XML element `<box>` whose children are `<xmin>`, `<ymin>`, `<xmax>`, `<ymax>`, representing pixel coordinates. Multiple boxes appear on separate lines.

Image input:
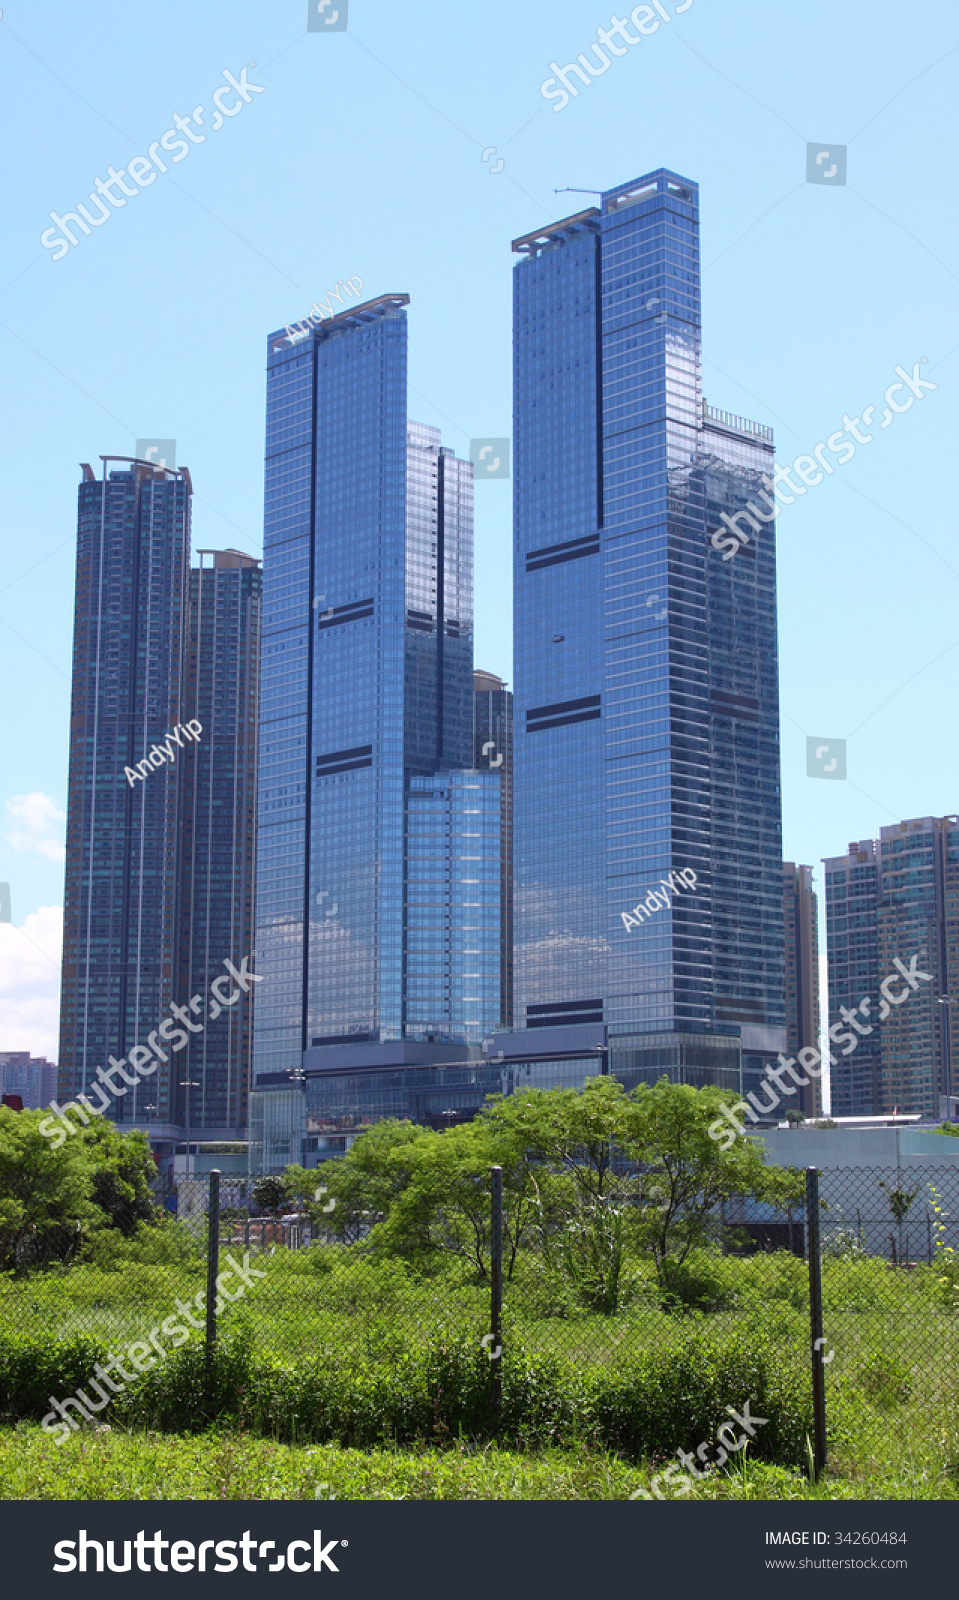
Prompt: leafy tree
<box><xmin>371</xmin><ymin>1118</ymin><xmax>539</xmax><ymax>1279</ymax></box>
<box><xmin>878</xmin><ymin>1177</ymin><xmax>920</xmax><ymax>1263</ymax></box>
<box><xmin>483</xmin><ymin>1076</ymin><xmax>631</xmax><ymax>1202</ymax></box>
<box><xmin>252</xmin><ymin>1175</ymin><xmax>287</xmax><ymax>1217</ymax></box>
<box><xmin>480</xmin><ymin>1078</ymin><xmax>637</xmax><ymax>1302</ymax></box>
<box><xmin>0</xmin><ymin>1107</ymin><xmax>161</xmax><ymax>1269</ymax></box>
<box><xmin>621</xmin><ymin>1079</ymin><xmax>805</xmax><ymax>1289</ymax></box>
<box><xmin>281</xmin><ymin>1163</ymin><xmax>344</xmax><ymax>1237</ymax></box>
<box><xmin>77</xmin><ymin>1118</ymin><xmax>158</xmax><ymax>1235</ymax></box>
<box><xmin>276</xmin><ymin>1080</ymin><xmax>804</xmax><ymax>1304</ymax></box>
<box><xmin>314</xmin><ymin>1119</ymin><xmax>429</xmax><ymax>1242</ymax></box>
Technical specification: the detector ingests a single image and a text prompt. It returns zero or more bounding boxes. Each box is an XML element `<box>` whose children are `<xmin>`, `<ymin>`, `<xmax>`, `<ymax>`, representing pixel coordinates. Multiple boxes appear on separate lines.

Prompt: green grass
<box><xmin>3</xmin><ymin>1423</ymin><xmax>956</xmax><ymax>1501</ymax></box>
<box><xmin>4</xmin><ymin>1241</ymin><xmax>958</xmax><ymax>1489</ymax></box>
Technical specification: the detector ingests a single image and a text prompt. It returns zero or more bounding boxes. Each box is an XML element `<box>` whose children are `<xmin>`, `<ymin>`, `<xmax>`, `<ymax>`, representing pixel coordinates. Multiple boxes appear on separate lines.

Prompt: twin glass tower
<box><xmin>253</xmin><ymin>167</ymin><xmax>786</xmax><ymax>1136</ymax></box>
<box><xmin>255</xmin><ymin>297</ymin><xmax>500</xmax><ymax>1077</ymax></box>
<box><xmin>511</xmin><ymin>169</ymin><xmax>785</xmax><ymax>1097</ymax></box>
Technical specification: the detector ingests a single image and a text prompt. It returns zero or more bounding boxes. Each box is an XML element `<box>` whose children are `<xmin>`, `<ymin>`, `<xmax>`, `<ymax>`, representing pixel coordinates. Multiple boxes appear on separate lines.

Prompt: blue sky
<box><xmin>1</xmin><ymin>0</ymin><xmax>956</xmax><ymax>1056</ymax></box>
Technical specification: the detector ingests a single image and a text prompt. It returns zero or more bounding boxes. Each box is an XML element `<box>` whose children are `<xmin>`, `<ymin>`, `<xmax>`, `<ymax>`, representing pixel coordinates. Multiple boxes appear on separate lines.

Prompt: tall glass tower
<box><xmin>512</xmin><ymin>169</ymin><xmax>785</xmax><ymax>1096</ymax></box>
<box><xmin>255</xmin><ymin>296</ymin><xmax>499</xmax><ymax>1086</ymax></box>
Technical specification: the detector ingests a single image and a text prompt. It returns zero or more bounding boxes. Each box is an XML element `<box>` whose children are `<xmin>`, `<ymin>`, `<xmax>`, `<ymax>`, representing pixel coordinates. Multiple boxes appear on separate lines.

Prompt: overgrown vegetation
<box><xmin>0</xmin><ymin>1106</ymin><xmax>161</xmax><ymax>1270</ymax></box>
<box><xmin>4</xmin><ymin>1425</ymin><xmax>958</xmax><ymax>1502</ymax></box>
<box><xmin>2</xmin><ymin>1081</ymin><xmax>957</xmax><ymax>1496</ymax></box>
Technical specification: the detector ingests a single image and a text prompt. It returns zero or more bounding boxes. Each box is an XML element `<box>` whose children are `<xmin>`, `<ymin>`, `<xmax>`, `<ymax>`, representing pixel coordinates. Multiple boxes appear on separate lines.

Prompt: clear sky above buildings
<box><xmin>1</xmin><ymin>0</ymin><xmax>956</xmax><ymax>1056</ymax></box>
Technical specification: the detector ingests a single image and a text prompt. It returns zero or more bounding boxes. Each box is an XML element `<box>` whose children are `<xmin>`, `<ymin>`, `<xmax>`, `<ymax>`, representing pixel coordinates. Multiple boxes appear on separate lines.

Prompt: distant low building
<box><xmin>734</xmin><ymin>1122</ymin><xmax>959</xmax><ymax>1261</ymax></box>
<box><xmin>0</xmin><ymin>1051</ymin><xmax>58</xmax><ymax>1110</ymax></box>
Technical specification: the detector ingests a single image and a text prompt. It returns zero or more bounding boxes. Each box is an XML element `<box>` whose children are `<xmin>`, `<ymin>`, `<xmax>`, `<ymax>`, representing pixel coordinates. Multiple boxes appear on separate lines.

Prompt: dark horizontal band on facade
<box><xmin>711</xmin><ymin>691</ymin><xmax>759</xmax><ymax>710</ymax></box>
<box><xmin>316</xmin><ymin>759</ymin><xmax>373</xmax><ymax>776</ymax></box>
<box><xmin>709</xmin><ymin>692</ymin><xmax>759</xmax><ymax>722</ymax></box>
<box><xmin>527</xmin><ymin>708</ymin><xmax>602</xmax><ymax>733</ymax></box>
<box><xmin>526</xmin><ymin>691</ymin><xmax>602</xmax><ymax>734</ymax></box>
<box><xmin>316</xmin><ymin>743</ymin><xmax>373</xmax><ymax>777</ymax></box>
<box><xmin>527</xmin><ymin>997</ymin><xmax>603</xmax><ymax>1016</ymax></box>
<box><xmin>526</xmin><ymin>535</ymin><xmax>600</xmax><ymax>572</ymax></box>
<box><xmin>527</xmin><ymin>1012</ymin><xmax>603</xmax><ymax>1028</ymax></box>
<box><xmin>318</xmin><ymin>599</ymin><xmax>374</xmax><ymax>630</ymax></box>
<box><xmin>526</xmin><ymin>693</ymin><xmax>601</xmax><ymax>725</ymax></box>
<box><xmin>310</xmin><ymin>1032</ymin><xmax>375</xmax><ymax>1047</ymax></box>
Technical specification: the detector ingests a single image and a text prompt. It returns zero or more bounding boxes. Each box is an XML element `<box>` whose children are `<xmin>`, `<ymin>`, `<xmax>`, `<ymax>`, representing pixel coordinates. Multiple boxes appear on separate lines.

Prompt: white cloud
<box><xmin>5</xmin><ymin>792</ymin><xmax>67</xmax><ymax>863</ymax></box>
<box><xmin>0</xmin><ymin>906</ymin><xmax>62</xmax><ymax>1059</ymax></box>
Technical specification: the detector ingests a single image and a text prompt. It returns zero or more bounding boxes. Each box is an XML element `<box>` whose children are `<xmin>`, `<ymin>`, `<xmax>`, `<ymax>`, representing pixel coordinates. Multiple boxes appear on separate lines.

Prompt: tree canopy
<box><xmin>0</xmin><ymin>1106</ymin><xmax>160</xmax><ymax>1269</ymax></box>
<box><xmin>306</xmin><ymin>1077</ymin><xmax>803</xmax><ymax>1296</ymax></box>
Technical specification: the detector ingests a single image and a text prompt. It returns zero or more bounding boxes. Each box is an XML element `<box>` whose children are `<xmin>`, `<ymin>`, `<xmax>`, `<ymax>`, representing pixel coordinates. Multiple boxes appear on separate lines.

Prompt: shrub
<box><xmin>0</xmin><ymin>1319</ymin><xmax>810</xmax><ymax>1469</ymax></box>
<box><xmin>80</xmin><ymin>1221</ymin><xmax>200</xmax><ymax>1270</ymax></box>
<box><xmin>658</xmin><ymin>1251</ymin><xmax>736</xmax><ymax>1313</ymax></box>
<box><xmin>0</xmin><ymin>1331</ymin><xmax>109</xmax><ymax>1422</ymax></box>
<box><xmin>856</xmin><ymin>1352</ymin><xmax>912</xmax><ymax>1410</ymax></box>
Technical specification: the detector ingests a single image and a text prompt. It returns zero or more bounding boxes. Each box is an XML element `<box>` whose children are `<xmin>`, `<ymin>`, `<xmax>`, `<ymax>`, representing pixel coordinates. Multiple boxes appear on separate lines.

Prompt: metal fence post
<box><xmin>490</xmin><ymin>1165</ymin><xmax>503</xmax><ymax>1425</ymax></box>
<box><xmin>206</xmin><ymin>1169</ymin><xmax>221</xmax><ymax>1371</ymax></box>
<box><xmin>805</xmin><ymin>1166</ymin><xmax>827</xmax><ymax>1478</ymax></box>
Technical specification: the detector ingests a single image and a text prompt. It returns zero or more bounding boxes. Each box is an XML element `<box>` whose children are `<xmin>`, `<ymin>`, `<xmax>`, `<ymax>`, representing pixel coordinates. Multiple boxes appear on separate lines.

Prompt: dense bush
<box><xmin>0</xmin><ymin>1331</ymin><xmax>109</xmax><ymax>1421</ymax></box>
<box><xmin>0</xmin><ymin>1317</ymin><xmax>810</xmax><ymax>1468</ymax></box>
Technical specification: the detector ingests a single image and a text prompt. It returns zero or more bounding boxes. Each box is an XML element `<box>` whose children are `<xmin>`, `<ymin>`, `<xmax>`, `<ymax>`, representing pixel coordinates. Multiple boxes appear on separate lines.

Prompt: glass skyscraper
<box><xmin>511</xmin><ymin>169</ymin><xmax>785</xmax><ymax>1096</ymax></box>
<box><xmin>254</xmin><ymin>295</ymin><xmax>500</xmax><ymax>1100</ymax></box>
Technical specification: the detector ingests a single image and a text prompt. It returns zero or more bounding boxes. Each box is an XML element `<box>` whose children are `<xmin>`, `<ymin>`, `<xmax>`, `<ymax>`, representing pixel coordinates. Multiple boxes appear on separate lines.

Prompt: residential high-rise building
<box><xmin>177</xmin><ymin>550</ymin><xmax>262</xmax><ymax>1139</ymax></box>
<box><xmin>0</xmin><ymin>1052</ymin><xmax>58</xmax><ymax>1110</ymax></box>
<box><xmin>59</xmin><ymin>457</ymin><xmax>192</xmax><ymax>1129</ymax></box>
<box><xmin>58</xmin><ymin>457</ymin><xmax>261</xmax><ymax>1151</ymax></box>
<box><xmin>782</xmin><ymin>863</ymin><xmax>822</xmax><ymax>1119</ymax></box>
<box><xmin>511</xmin><ymin>169</ymin><xmax>785</xmax><ymax>1098</ymax></box>
<box><xmin>823</xmin><ymin>840</ymin><xmax>880</xmax><ymax>1117</ymax></box>
<box><xmin>253</xmin><ymin>295</ymin><xmax>500</xmax><ymax>1118</ymax></box>
<box><xmin>474</xmin><ymin>669</ymin><xmax>514</xmax><ymax>1027</ymax></box>
<box><xmin>825</xmin><ymin>817</ymin><xmax>959</xmax><ymax>1118</ymax></box>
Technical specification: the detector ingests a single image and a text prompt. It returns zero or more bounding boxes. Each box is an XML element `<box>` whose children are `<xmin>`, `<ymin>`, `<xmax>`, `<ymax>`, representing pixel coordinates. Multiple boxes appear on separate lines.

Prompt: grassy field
<box><xmin>3</xmin><ymin>1239</ymin><xmax>958</xmax><ymax>1488</ymax></box>
<box><xmin>3</xmin><ymin>1424</ymin><xmax>956</xmax><ymax>1501</ymax></box>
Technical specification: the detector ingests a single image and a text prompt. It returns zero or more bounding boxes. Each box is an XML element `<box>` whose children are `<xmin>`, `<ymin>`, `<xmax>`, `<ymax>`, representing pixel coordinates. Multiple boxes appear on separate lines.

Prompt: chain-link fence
<box><xmin>2</xmin><ymin>1164</ymin><xmax>958</xmax><ymax>1480</ymax></box>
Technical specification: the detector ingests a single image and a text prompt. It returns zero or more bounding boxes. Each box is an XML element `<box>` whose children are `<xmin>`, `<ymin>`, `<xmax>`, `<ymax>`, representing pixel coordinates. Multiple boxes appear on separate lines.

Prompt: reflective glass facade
<box><xmin>823</xmin><ymin>841</ymin><xmax>880</xmax><ymax>1116</ymax></box>
<box><xmin>474</xmin><ymin>670</ymin><xmax>514</xmax><ymax>1025</ymax></box>
<box><xmin>255</xmin><ymin>296</ymin><xmax>499</xmax><ymax>1083</ymax></box>
<box><xmin>250</xmin><ymin>1050</ymin><xmax>602</xmax><ymax>1171</ymax></box>
<box><xmin>512</xmin><ymin>170</ymin><xmax>785</xmax><ymax>1096</ymax></box>
<box><xmin>405</xmin><ymin>770</ymin><xmax>500</xmax><ymax>1044</ymax></box>
<box><xmin>782</xmin><ymin>862</ymin><xmax>822</xmax><ymax>1119</ymax></box>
